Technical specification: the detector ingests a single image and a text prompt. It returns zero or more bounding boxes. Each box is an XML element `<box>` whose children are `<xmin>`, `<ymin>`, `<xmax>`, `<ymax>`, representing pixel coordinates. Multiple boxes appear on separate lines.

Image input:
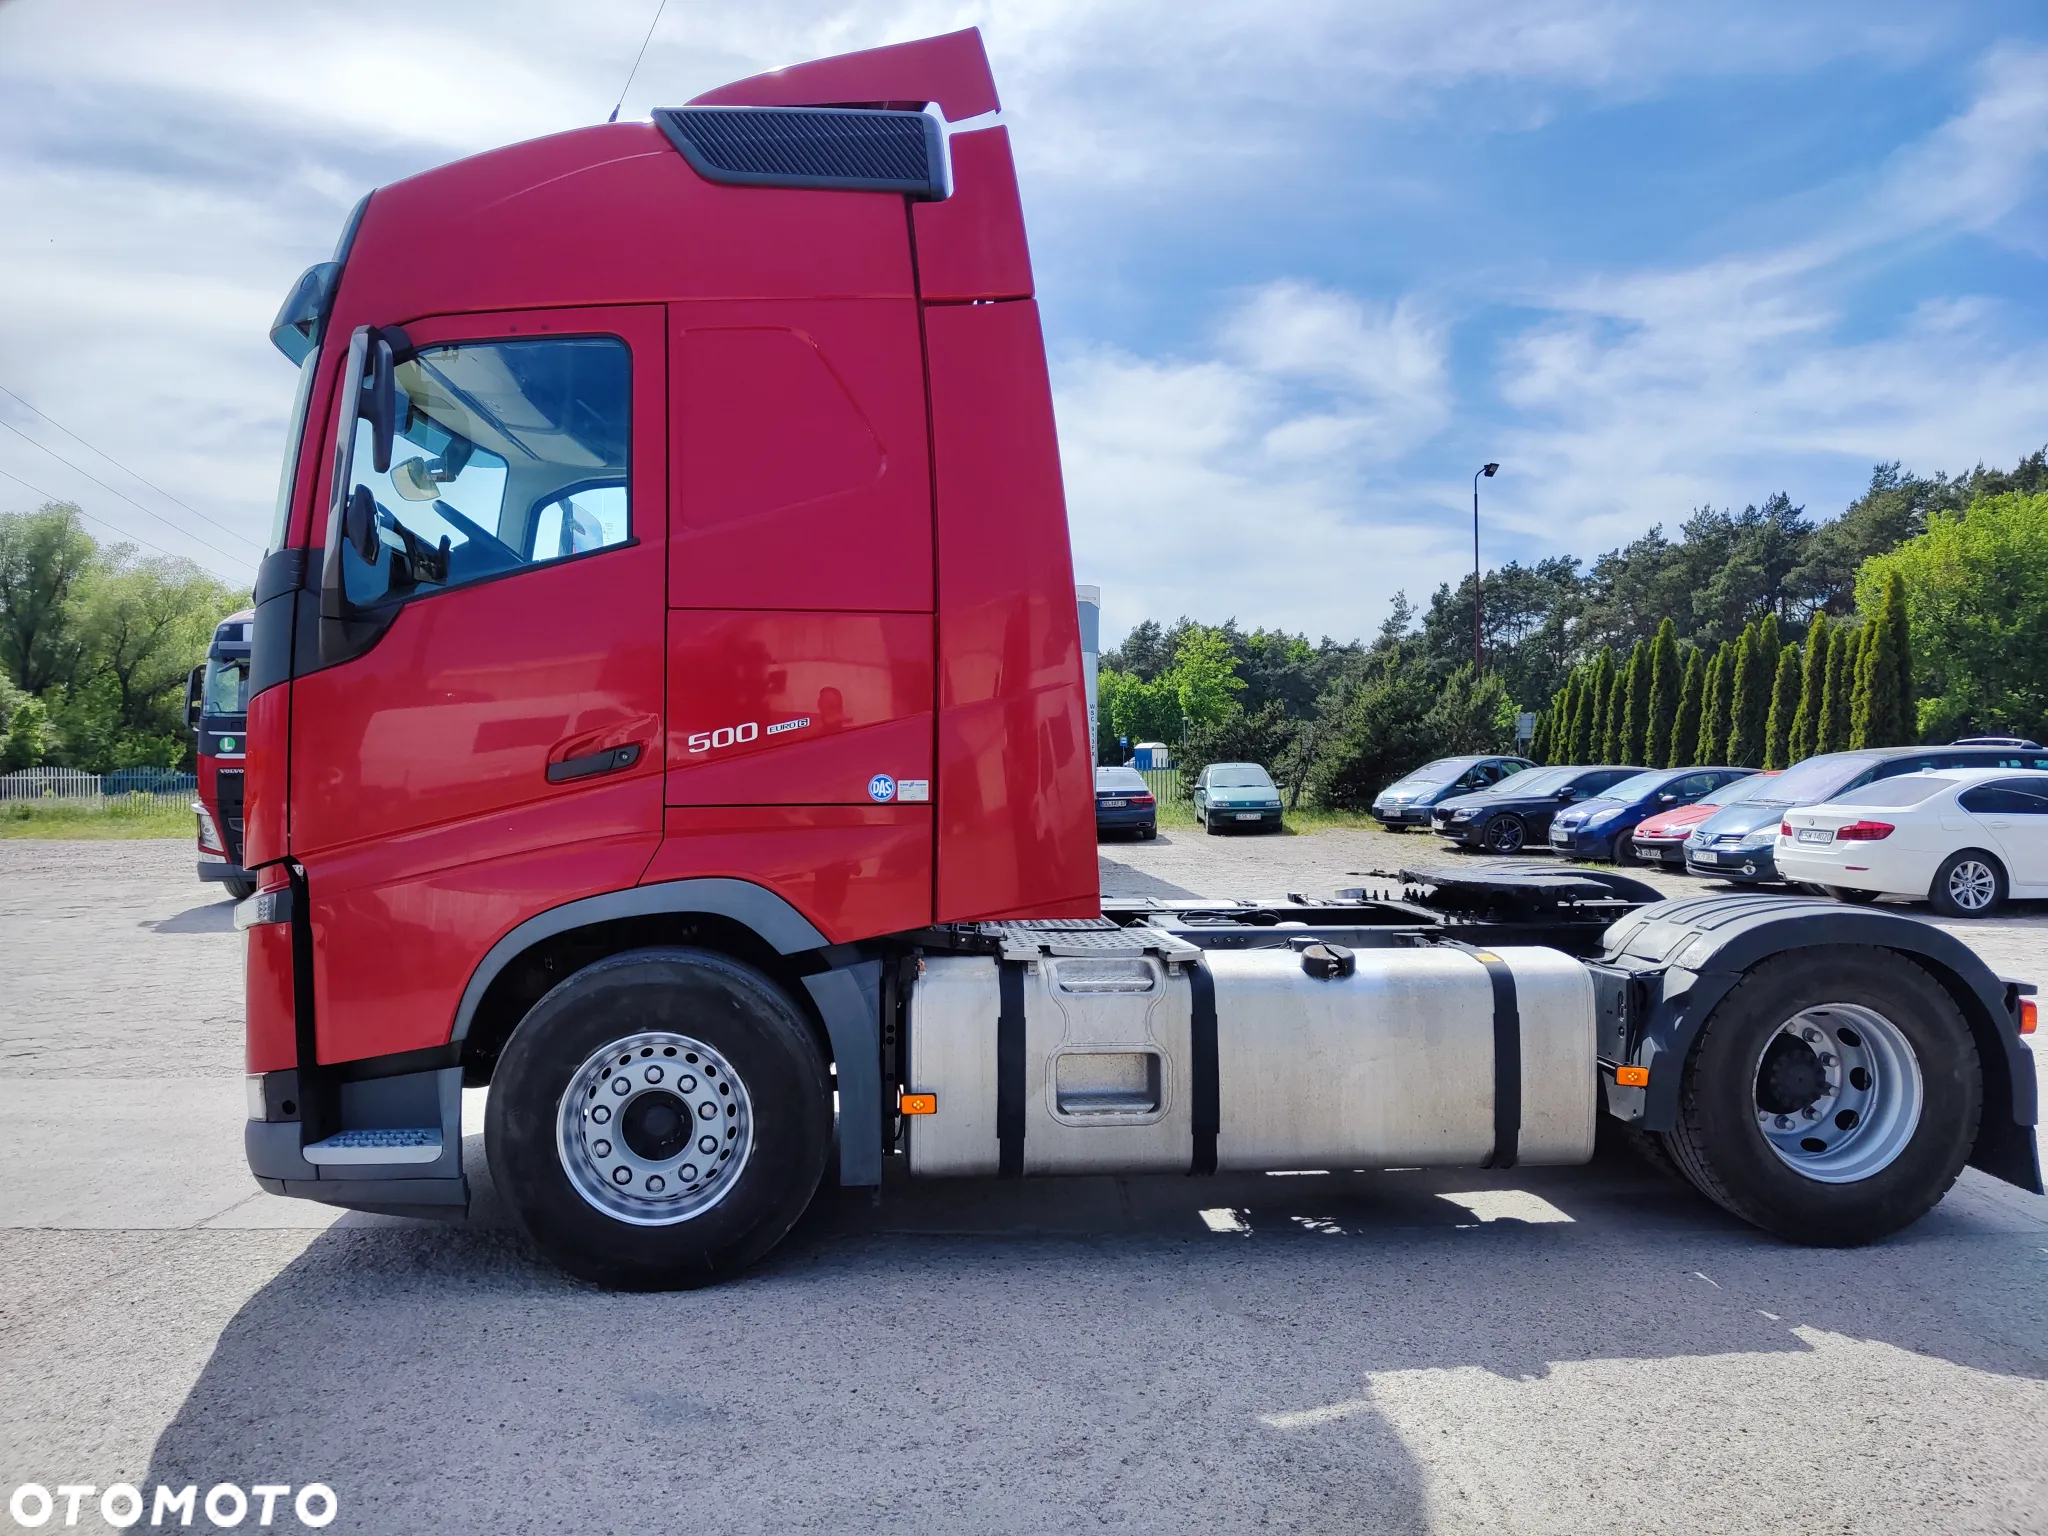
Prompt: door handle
<box><xmin>546</xmin><ymin>742</ymin><xmax>642</xmax><ymax>783</ymax></box>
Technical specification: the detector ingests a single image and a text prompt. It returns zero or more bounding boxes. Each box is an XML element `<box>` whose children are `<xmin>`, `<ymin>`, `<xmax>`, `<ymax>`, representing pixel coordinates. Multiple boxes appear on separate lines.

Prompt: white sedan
<box><xmin>1777</xmin><ymin>767</ymin><xmax>2048</xmax><ymax>917</ymax></box>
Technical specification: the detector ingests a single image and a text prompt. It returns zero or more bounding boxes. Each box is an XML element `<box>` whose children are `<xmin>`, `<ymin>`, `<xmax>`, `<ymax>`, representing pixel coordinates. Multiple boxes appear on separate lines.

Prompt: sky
<box><xmin>2</xmin><ymin>1</ymin><xmax>2046</xmax><ymax>650</ymax></box>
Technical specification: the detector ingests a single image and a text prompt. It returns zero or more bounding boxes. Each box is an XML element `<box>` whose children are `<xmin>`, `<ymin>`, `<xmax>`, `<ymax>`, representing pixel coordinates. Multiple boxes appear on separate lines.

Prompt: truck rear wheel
<box><xmin>486</xmin><ymin>947</ymin><xmax>832</xmax><ymax>1289</ymax></box>
<box><xmin>1659</xmin><ymin>949</ymin><xmax>1980</xmax><ymax>1246</ymax></box>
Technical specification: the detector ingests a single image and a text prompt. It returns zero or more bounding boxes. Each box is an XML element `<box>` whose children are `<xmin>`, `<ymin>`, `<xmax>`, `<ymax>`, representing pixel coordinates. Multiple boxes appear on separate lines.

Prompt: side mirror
<box><xmin>185</xmin><ymin>666</ymin><xmax>204</xmax><ymax>730</ymax></box>
<box><xmin>1658</xmin><ymin>792</ymin><xmax>1678</xmax><ymax>803</ymax></box>
<box><xmin>361</xmin><ymin>335</ymin><xmax>397</xmax><ymax>473</ymax></box>
<box><xmin>1557</xmin><ymin>786</ymin><xmax>1580</xmax><ymax>802</ymax></box>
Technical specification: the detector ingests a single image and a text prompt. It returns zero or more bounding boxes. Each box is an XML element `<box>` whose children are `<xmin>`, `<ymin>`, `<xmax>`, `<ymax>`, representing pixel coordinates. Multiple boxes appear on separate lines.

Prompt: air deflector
<box><xmin>654</xmin><ymin>106</ymin><xmax>946</xmax><ymax>199</ymax></box>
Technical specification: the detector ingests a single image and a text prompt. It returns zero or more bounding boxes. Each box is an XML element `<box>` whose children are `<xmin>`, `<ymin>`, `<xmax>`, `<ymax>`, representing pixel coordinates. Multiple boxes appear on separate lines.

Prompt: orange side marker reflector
<box><xmin>900</xmin><ymin>1093</ymin><xmax>938</xmax><ymax>1116</ymax></box>
<box><xmin>2020</xmin><ymin>999</ymin><xmax>2038</xmax><ymax>1036</ymax></box>
<box><xmin>1615</xmin><ymin>1066</ymin><xmax>1650</xmax><ymax>1088</ymax></box>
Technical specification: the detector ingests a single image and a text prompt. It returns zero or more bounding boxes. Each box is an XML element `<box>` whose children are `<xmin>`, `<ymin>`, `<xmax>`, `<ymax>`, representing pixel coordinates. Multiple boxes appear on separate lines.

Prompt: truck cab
<box><xmin>186</xmin><ymin>608</ymin><xmax>255</xmax><ymax>900</ymax></box>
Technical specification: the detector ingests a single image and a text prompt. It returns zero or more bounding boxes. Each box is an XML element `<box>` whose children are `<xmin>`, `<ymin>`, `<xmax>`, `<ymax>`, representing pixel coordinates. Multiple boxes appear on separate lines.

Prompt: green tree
<box><xmin>1787</xmin><ymin>621</ymin><xmax>1829</xmax><ymax>763</ymax></box>
<box><xmin>1599</xmin><ymin>651</ymin><xmax>1626</xmax><ymax>761</ymax></box>
<box><xmin>1571</xmin><ymin>651</ymin><xmax>1610</xmax><ymax>761</ymax></box>
<box><xmin>1096</xmin><ymin>666</ymin><xmax>1181</xmax><ymax>759</ymax></box>
<box><xmin>1697</xmin><ymin>641</ymin><xmax>1735</xmax><ymax>763</ymax></box>
<box><xmin>1165</xmin><ymin>624</ymin><xmax>1245</xmax><ymax>732</ymax></box>
<box><xmin>1819</xmin><ymin>624</ymin><xmax>1855</xmax><ymax>753</ymax></box>
<box><xmin>1617</xmin><ymin>638</ymin><xmax>1650</xmax><ymax>763</ymax></box>
<box><xmin>1644</xmin><ymin>619</ymin><xmax>1680</xmax><ymax>768</ymax></box>
<box><xmin>1855</xmin><ymin>491</ymin><xmax>2043</xmax><ymax>740</ymax></box>
<box><xmin>1763</xmin><ymin>643</ymin><xmax>1799</xmax><ymax>769</ymax></box>
<box><xmin>0</xmin><ymin>504</ymin><xmax>98</xmax><ymax>695</ymax></box>
<box><xmin>1306</xmin><ymin>659</ymin><xmax>1441</xmax><ymax>810</ymax></box>
<box><xmin>1848</xmin><ymin>620</ymin><xmax>1878</xmax><ymax>750</ymax></box>
<box><xmin>1848</xmin><ymin>568</ymin><xmax>1914</xmax><ymax>747</ymax></box>
<box><xmin>1669</xmin><ymin>647</ymin><xmax>1704</xmax><ymax>767</ymax></box>
<box><xmin>0</xmin><ymin>694</ymin><xmax>52</xmax><ymax>771</ymax></box>
<box><xmin>1726</xmin><ymin>623</ymin><xmax>1762</xmax><ymax>765</ymax></box>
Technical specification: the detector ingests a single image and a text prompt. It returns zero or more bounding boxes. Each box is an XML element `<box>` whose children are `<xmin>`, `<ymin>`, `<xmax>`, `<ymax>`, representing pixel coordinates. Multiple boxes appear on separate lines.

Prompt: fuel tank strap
<box><xmin>997</xmin><ymin>960</ymin><xmax>1026</xmax><ymax>1178</ymax></box>
<box><xmin>1446</xmin><ymin>943</ymin><xmax>1522</xmax><ymax>1169</ymax></box>
<box><xmin>1188</xmin><ymin>960</ymin><xmax>1219</xmax><ymax>1175</ymax></box>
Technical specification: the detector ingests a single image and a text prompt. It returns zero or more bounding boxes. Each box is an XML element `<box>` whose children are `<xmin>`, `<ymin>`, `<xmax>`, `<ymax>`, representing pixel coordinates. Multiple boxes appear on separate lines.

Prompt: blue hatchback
<box><xmin>1545</xmin><ymin>766</ymin><xmax>1754</xmax><ymax>863</ymax></box>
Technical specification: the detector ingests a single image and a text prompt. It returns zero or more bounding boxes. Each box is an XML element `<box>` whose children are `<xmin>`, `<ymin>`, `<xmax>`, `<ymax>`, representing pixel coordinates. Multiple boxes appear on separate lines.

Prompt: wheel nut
<box><xmin>699</xmin><ymin>1135</ymin><xmax>717</xmax><ymax>1155</ymax></box>
<box><xmin>1802</xmin><ymin>1028</ymin><xmax>1820</xmax><ymax>1043</ymax></box>
<box><xmin>679</xmin><ymin>1164</ymin><xmax>698</xmax><ymax>1181</ymax></box>
<box><xmin>611</xmin><ymin>1078</ymin><xmax>630</xmax><ymax>1096</ymax></box>
<box><xmin>612</xmin><ymin>1166</ymin><xmax>631</xmax><ymax>1184</ymax></box>
<box><xmin>1775</xmin><ymin>1115</ymin><xmax>1792</xmax><ymax>1129</ymax></box>
<box><xmin>677</xmin><ymin>1075</ymin><xmax>697</xmax><ymax>1093</ymax></box>
<box><xmin>592</xmin><ymin>1139</ymin><xmax>611</xmax><ymax>1157</ymax></box>
<box><xmin>646</xmin><ymin>1175</ymin><xmax>664</xmax><ymax>1193</ymax></box>
<box><xmin>645</xmin><ymin>1065</ymin><xmax>663</xmax><ymax>1084</ymax></box>
<box><xmin>591</xmin><ymin>1105</ymin><xmax>610</xmax><ymax>1125</ymax></box>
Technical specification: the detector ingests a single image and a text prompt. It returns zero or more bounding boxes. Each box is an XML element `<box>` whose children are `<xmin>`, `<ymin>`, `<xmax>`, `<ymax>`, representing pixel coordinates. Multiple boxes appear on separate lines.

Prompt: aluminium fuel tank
<box><xmin>905</xmin><ymin>945</ymin><xmax>1597</xmax><ymax>1178</ymax></box>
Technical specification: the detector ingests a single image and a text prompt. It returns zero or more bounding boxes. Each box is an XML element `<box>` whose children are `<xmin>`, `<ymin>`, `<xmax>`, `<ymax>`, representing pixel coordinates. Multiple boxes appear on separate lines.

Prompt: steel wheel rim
<box><xmin>556</xmin><ymin>1030</ymin><xmax>754</xmax><ymax>1226</ymax></box>
<box><xmin>1751</xmin><ymin>1003</ymin><xmax>1922</xmax><ymax>1183</ymax></box>
<box><xmin>1946</xmin><ymin>859</ymin><xmax>1997</xmax><ymax>911</ymax></box>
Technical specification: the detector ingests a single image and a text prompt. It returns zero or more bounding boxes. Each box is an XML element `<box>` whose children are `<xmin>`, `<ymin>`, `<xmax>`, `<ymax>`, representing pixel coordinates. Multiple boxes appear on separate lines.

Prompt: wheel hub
<box><xmin>1948</xmin><ymin>860</ymin><xmax>1996</xmax><ymax>911</ymax></box>
<box><xmin>556</xmin><ymin>1031</ymin><xmax>754</xmax><ymax>1226</ymax></box>
<box><xmin>1751</xmin><ymin>1003</ymin><xmax>1922</xmax><ymax>1183</ymax></box>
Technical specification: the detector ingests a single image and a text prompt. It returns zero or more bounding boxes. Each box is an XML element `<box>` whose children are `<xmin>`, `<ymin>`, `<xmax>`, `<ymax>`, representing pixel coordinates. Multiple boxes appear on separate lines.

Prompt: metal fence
<box><xmin>0</xmin><ymin>766</ymin><xmax>197</xmax><ymax>810</ymax></box>
<box><xmin>1138</xmin><ymin>767</ymin><xmax>1186</xmax><ymax>805</ymax></box>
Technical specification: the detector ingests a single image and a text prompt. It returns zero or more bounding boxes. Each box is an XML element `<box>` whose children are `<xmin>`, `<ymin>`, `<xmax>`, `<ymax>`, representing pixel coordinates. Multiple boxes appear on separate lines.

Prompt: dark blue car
<box><xmin>1095</xmin><ymin>766</ymin><xmax>1158</xmax><ymax>840</ymax></box>
<box><xmin>1546</xmin><ymin>766</ymin><xmax>1754</xmax><ymax>863</ymax></box>
<box><xmin>1431</xmin><ymin>764</ymin><xmax>1642</xmax><ymax>853</ymax></box>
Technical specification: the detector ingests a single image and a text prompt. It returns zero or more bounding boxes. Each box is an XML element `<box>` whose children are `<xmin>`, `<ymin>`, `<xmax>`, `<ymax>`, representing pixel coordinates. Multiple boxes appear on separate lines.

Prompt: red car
<box><xmin>1630</xmin><ymin>770</ymin><xmax>1779</xmax><ymax>865</ymax></box>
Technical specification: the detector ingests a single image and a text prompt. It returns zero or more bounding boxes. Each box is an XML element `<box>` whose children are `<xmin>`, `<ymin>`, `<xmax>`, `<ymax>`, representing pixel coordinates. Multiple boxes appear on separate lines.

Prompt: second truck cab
<box><xmin>186</xmin><ymin>608</ymin><xmax>255</xmax><ymax>900</ymax></box>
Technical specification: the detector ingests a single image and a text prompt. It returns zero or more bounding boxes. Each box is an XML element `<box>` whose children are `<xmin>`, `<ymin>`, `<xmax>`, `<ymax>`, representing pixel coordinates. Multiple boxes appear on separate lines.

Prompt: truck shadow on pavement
<box><xmin>141</xmin><ymin>900</ymin><xmax>237</xmax><ymax>935</ymax></box>
<box><xmin>142</xmin><ymin>1131</ymin><xmax>2048</xmax><ymax>1531</ymax></box>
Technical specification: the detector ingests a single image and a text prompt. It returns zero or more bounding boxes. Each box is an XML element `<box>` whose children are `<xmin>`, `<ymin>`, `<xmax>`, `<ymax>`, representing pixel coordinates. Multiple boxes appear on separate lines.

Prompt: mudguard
<box><xmin>1593</xmin><ymin>892</ymin><xmax>2041</xmax><ymax>1193</ymax></box>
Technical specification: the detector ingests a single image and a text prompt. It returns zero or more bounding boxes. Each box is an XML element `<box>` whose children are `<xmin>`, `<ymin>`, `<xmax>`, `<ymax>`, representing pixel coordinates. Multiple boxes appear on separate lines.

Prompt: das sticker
<box><xmin>868</xmin><ymin>774</ymin><xmax>897</xmax><ymax>803</ymax></box>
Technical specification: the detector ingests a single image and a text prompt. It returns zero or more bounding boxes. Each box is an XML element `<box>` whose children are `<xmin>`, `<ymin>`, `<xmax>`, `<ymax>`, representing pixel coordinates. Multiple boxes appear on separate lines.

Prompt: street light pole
<box><xmin>1472</xmin><ymin>463</ymin><xmax>1499</xmax><ymax>674</ymax></box>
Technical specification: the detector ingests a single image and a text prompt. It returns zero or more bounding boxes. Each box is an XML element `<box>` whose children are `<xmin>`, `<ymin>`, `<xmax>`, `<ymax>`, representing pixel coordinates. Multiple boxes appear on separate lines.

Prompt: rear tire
<box><xmin>1140</xmin><ymin>824</ymin><xmax>1157</xmax><ymax>840</ymax></box>
<box><xmin>486</xmin><ymin>947</ymin><xmax>832</xmax><ymax>1289</ymax></box>
<box><xmin>1928</xmin><ymin>849</ymin><xmax>2006</xmax><ymax>918</ymax></box>
<box><xmin>1823</xmin><ymin>886</ymin><xmax>1882</xmax><ymax>904</ymax></box>
<box><xmin>1657</xmin><ymin>949</ymin><xmax>1979</xmax><ymax>1246</ymax></box>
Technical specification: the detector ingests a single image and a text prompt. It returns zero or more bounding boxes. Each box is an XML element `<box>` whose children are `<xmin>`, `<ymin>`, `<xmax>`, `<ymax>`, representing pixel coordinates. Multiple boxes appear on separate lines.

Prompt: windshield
<box><xmin>1588</xmin><ymin>770</ymin><xmax>1678</xmax><ymax>804</ymax></box>
<box><xmin>1828</xmin><ymin>775</ymin><xmax>1956</xmax><ymax>808</ymax></box>
<box><xmin>202</xmin><ymin>655</ymin><xmax>249</xmax><ymax>716</ymax></box>
<box><xmin>1700</xmin><ymin>773</ymin><xmax>1770</xmax><ymax>807</ymax></box>
<box><xmin>1208</xmin><ymin>765</ymin><xmax>1275</xmax><ymax>789</ymax></box>
<box><xmin>1751</xmin><ymin>753</ymin><xmax>1882</xmax><ymax>807</ymax></box>
<box><xmin>1391</xmin><ymin>757</ymin><xmax>1476</xmax><ymax>788</ymax></box>
<box><xmin>268</xmin><ymin>348</ymin><xmax>320</xmax><ymax>553</ymax></box>
<box><xmin>1482</xmin><ymin>766</ymin><xmax>1575</xmax><ymax>796</ymax></box>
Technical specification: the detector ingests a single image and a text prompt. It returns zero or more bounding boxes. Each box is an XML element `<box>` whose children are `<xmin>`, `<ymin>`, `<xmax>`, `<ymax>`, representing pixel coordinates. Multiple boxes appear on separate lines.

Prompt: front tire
<box><xmin>1482</xmin><ymin>815</ymin><xmax>1526</xmax><ymax>854</ymax></box>
<box><xmin>1928</xmin><ymin>849</ymin><xmax>2006</xmax><ymax>918</ymax></box>
<box><xmin>1657</xmin><ymin>949</ymin><xmax>1979</xmax><ymax>1246</ymax></box>
<box><xmin>486</xmin><ymin>947</ymin><xmax>832</xmax><ymax>1289</ymax></box>
<box><xmin>223</xmin><ymin>877</ymin><xmax>258</xmax><ymax>901</ymax></box>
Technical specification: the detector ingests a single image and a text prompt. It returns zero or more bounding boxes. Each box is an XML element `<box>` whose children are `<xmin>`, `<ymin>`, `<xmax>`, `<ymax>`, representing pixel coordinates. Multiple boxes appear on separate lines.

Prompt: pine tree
<box><xmin>1618</xmin><ymin>639</ymin><xmax>1650</xmax><ymax>763</ymax></box>
<box><xmin>1819</xmin><ymin>626</ymin><xmax>1855</xmax><ymax>754</ymax></box>
<box><xmin>1568</xmin><ymin>655</ymin><xmax>1602</xmax><ymax>762</ymax></box>
<box><xmin>1695</xmin><ymin>643</ymin><xmax>1732</xmax><ymax>764</ymax></box>
<box><xmin>1764</xmin><ymin>643</ymin><xmax>1799</xmax><ymax>770</ymax></box>
<box><xmin>1579</xmin><ymin>650</ymin><xmax>1613</xmax><ymax>761</ymax></box>
<box><xmin>1727</xmin><ymin>622</ymin><xmax>1763</xmax><ymax>766</ymax></box>
<box><xmin>1645</xmin><ymin>618</ymin><xmax>1681</xmax><ymax>769</ymax></box>
<box><xmin>1787</xmin><ymin>621</ymin><xmax>1828</xmax><ymax>764</ymax></box>
<box><xmin>1849</xmin><ymin>621</ymin><xmax>1878</xmax><ymax>750</ymax></box>
<box><xmin>1669</xmin><ymin>648</ymin><xmax>1704</xmax><ymax>768</ymax></box>
<box><xmin>1870</xmin><ymin>569</ymin><xmax>1914</xmax><ymax>746</ymax></box>
<box><xmin>1601</xmin><ymin>651</ymin><xmax>1628</xmax><ymax>761</ymax></box>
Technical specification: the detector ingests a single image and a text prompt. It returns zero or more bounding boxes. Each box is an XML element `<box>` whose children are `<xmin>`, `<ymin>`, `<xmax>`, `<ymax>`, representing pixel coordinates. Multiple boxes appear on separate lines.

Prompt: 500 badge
<box><xmin>685</xmin><ymin>716</ymin><xmax>809</xmax><ymax>754</ymax></box>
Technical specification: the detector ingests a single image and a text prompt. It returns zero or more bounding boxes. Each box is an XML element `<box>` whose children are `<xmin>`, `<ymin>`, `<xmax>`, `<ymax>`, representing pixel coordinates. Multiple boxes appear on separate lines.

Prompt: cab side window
<box><xmin>340</xmin><ymin>336</ymin><xmax>631</xmax><ymax>607</ymax></box>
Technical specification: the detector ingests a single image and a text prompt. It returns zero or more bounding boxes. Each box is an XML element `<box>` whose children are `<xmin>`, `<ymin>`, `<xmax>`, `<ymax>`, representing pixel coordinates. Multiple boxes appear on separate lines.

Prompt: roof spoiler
<box><xmin>688</xmin><ymin>27</ymin><xmax>999</xmax><ymax>123</ymax></box>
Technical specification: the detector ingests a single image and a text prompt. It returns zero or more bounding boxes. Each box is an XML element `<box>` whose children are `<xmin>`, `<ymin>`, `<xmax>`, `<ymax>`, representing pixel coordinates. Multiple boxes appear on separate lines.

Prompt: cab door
<box><xmin>290</xmin><ymin>305</ymin><xmax>667</xmax><ymax>1064</ymax></box>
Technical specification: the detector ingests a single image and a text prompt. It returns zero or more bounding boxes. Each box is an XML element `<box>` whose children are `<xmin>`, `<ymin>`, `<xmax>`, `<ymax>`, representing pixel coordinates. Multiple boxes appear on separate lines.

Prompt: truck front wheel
<box><xmin>1659</xmin><ymin>950</ymin><xmax>1980</xmax><ymax>1246</ymax></box>
<box><xmin>486</xmin><ymin>947</ymin><xmax>832</xmax><ymax>1288</ymax></box>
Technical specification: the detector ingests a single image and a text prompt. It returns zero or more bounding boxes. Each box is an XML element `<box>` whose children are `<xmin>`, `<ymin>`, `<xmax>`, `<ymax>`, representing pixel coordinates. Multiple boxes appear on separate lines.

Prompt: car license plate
<box><xmin>1235</xmin><ymin>812</ymin><xmax>1262</xmax><ymax>820</ymax></box>
<box><xmin>1796</xmin><ymin>827</ymin><xmax>1833</xmax><ymax>844</ymax></box>
<box><xmin>1100</xmin><ymin>799</ymin><xmax>1127</xmax><ymax>808</ymax></box>
<box><xmin>1692</xmin><ymin>849</ymin><xmax>1719</xmax><ymax>864</ymax></box>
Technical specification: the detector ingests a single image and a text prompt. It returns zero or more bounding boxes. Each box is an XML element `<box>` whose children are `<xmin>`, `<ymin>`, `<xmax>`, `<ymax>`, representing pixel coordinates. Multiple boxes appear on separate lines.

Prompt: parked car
<box><xmin>1631</xmin><ymin>770</ymin><xmax>1779</xmax><ymax>865</ymax></box>
<box><xmin>1370</xmin><ymin>754</ymin><xmax>1535</xmax><ymax>830</ymax></box>
<box><xmin>1193</xmin><ymin>762</ymin><xmax>1284</xmax><ymax>833</ymax></box>
<box><xmin>1094</xmin><ymin>765</ymin><xmax>1157</xmax><ymax>840</ymax></box>
<box><xmin>1777</xmin><ymin>767</ymin><xmax>2048</xmax><ymax>917</ymax></box>
<box><xmin>1431</xmin><ymin>764</ymin><xmax>1642</xmax><ymax>853</ymax></box>
<box><xmin>1684</xmin><ymin>743</ymin><xmax>2048</xmax><ymax>883</ymax></box>
<box><xmin>1546</xmin><ymin>766</ymin><xmax>1755</xmax><ymax>862</ymax></box>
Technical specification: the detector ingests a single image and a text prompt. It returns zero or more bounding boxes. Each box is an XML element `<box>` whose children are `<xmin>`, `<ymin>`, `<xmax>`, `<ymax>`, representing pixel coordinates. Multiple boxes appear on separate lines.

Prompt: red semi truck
<box><xmin>236</xmin><ymin>30</ymin><xmax>2038</xmax><ymax>1287</ymax></box>
<box><xmin>186</xmin><ymin>608</ymin><xmax>257</xmax><ymax>901</ymax></box>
